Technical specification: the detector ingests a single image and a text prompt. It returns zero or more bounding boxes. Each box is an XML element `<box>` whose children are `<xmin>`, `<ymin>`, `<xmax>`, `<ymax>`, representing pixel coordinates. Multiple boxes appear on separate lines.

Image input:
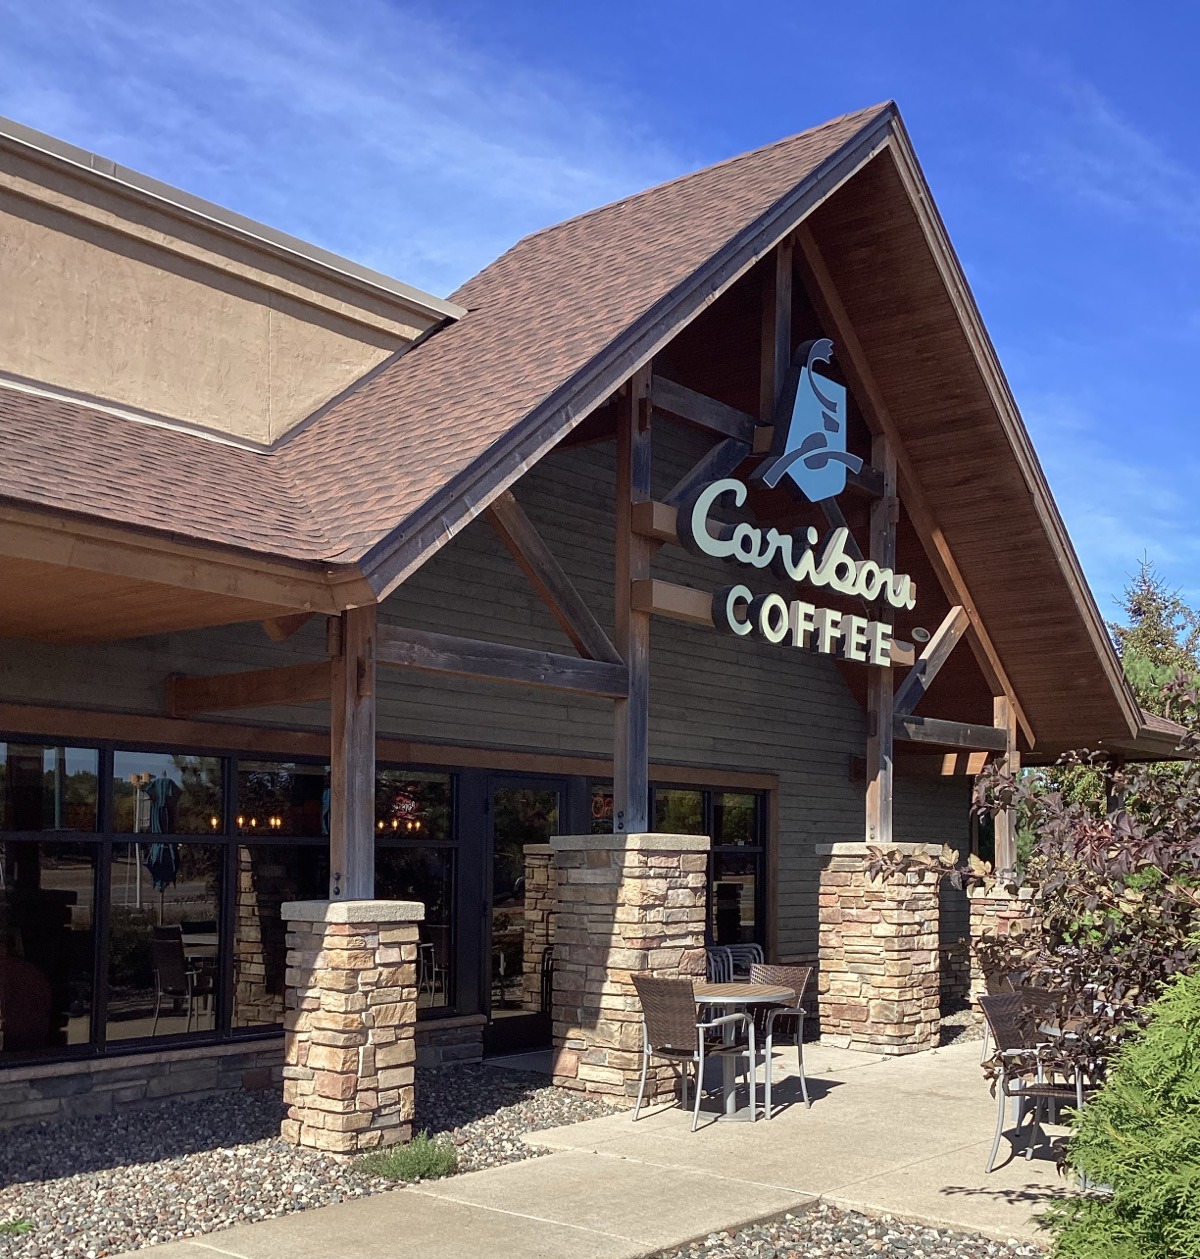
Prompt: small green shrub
<box><xmin>1043</xmin><ymin>967</ymin><xmax>1200</xmax><ymax>1258</ymax></box>
<box><xmin>352</xmin><ymin>1130</ymin><xmax>458</xmax><ymax>1181</ymax></box>
<box><xmin>0</xmin><ymin>1220</ymin><xmax>33</xmax><ymax>1237</ymax></box>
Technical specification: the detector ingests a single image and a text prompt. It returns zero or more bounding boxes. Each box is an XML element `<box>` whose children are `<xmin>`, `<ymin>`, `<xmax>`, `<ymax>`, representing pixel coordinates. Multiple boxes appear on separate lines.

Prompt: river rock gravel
<box><xmin>653</xmin><ymin>1204</ymin><xmax>1046</xmax><ymax>1258</ymax></box>
<box><xmin>0</xmin><ymin>1064</ymin><xmax>618</xmax><ymax>1258</ymax></box>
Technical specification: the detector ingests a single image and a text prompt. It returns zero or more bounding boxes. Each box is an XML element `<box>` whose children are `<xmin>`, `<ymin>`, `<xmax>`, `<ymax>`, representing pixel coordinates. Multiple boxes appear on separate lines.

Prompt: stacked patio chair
<box><xmin>726</xmin><ymin>942</ymin><xmax>765</xmax><ymax>978</ymax></box>
<box><xmin>749</xmin><ymin>963</ymin><xmax>812</xmax><ymax>1116</ymax></box>
<box><xmin>705</xmin><ymin>945</ymin><xmax>734</xmax><ymax>982</ymax></box>
<box><xmin>976</xmin><ymin>958</ymin><xmax>1018</xmax><ymax>1061</ymax></box>
<box><xmin>979</xmin><ymin>992</ymin><xmax>1088</xmax><ymax>1172</ymax></box>
<box><xmin>631</xmin><ymin>973</ymin><xmax>756</xmax><ymax>1130</ymax></box>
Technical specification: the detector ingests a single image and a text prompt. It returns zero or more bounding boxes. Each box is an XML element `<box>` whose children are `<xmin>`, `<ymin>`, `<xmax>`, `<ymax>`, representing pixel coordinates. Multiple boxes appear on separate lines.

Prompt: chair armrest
<box><xmin>698</xmin><ymin>1012</ymin><xmax>750</xmax><ymax>1032</ymax></box>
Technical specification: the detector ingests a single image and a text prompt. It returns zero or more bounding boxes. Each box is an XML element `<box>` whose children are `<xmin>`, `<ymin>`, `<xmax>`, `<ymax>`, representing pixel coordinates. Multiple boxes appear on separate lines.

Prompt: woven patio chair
<box><xmin>749</xmin><ymin>963</ymin><xmax>812</xmax><ymax>1115</ymax></box>
<box><xmin>631</xmin><ymin>973</ymin><xmax>756</xmax><ymax>1130</ymax></box>
<box><xmin>976</xmin><ymin>959</ymin><xmax>1018</xmax><ymax>1062</ymax></box>
<box><xmin>979</xmin><ymin>992</ymin><xmax>1086</xmax><ymax>1172</ymax></box>
<box><xmin>706</xmin><ymin>945</ymin><xmax>734</xmax><ymax>982</ymax></box>
<box><xmin>726</xmin><ymin>943</ymin><xmax>765</xmax><ymax>978</ymax></box>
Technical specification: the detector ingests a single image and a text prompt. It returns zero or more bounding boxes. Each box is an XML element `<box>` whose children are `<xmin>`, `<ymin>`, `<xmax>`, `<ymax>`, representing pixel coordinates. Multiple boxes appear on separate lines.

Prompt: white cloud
<box><xmin>1022</xmin><ymin>391</ymin><xmax>1200</xmax><ymax>616</ymax></box>
<box><xmin>0</xmin><ymin>0</ymin><xmax>690</xmax><ymax>295</ymax></box>
<box><xmin>1020</xmin><ymin>73</ymin><xmax>1200</xmax><ymax>243</ymax></box>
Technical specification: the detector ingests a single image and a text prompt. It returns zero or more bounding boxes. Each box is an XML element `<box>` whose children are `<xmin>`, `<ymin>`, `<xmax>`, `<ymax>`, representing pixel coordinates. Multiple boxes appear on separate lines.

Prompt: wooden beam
<box><xmin>992</xmin><ymin>695</ymin><xmax>1020</xmax><ymax>874</ymax></box>
<box><xmin>484</xmin><ymin>489</ymin><xmax>621</xmax><ymax>664</ymax></box>
<box><xmin>652</xmin><ymin>377</ymin><xmax>756</xmax><ymax>445</ymax></box>
<box><xmin>793</xmin><ymin>223</ymin><xmax>1034</xmax><ymax>747</ymax></box>
<box><xmin>631</xmin><ymin>579</ymin><xmax>713</xmax><ymax>627</ymax></box>
<box><xmin>168</xmin><ymin>661</ymin><xmax>330</xmax><ymax>718</ymax></box>
<box><xmin>760</xmin><ymin>236</ymin><xmax>793</xmax><ymax>423</ymax></box>
<box><xmin>261</xmin><ymin>613</ymin><xmax>315</xmax><ymax>642</ymax></box>
<box><xmin>851</xmin><ymin>750</ymin><xmax>992</xmax><ymax>780</ymax></box>
<box><xmin>376</xmin><ymin>623</ymin><xmax>628</xmax><ymax>699</ymax></box>
<box><xmin>614</xmin><ymin>368</ymin><xmax>654</xmax><ymax>832</ymax></box>
<box><xmin>663</xmin><ymin>436</ymin><xmax>752</xmax><ymax>509</ymax></box>
<box><xmin>630</xmin><ymin>500</ymin><xmax>678</xmax><ymax>545</ymax></box>
<box><xmin>892</xmin><ymin>605</ymin><xmax>970</xmax><ymax>719</ymax></box>
<box><xmin>894</xmin><ymin>714</ymin><xmax>1008</xmax><ymax>752</ymax></box>
<box><xmin>329</xmin><ymin>604</ymin><xmax>376</xmax><ymax>901</ymax></box>
<box><xmin>864</xmin><ymin>433</ymin><xmax>897</xmax><ymax>845</ymax></box>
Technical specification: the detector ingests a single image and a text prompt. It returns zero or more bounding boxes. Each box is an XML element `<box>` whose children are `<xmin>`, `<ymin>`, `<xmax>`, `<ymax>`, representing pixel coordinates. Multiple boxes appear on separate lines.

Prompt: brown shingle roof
<box><xmin>0</xmin><ymin>104</ymin><xmax>890</xmax><ymax>566</ymax></box>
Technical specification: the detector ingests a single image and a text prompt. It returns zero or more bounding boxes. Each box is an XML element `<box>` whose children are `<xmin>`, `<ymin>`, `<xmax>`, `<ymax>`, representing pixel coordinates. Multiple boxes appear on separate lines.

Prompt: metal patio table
<box><xmin>694</xmin><ymin>981</ymin><xmax>795</xmax><ymax>1121</ymax></box>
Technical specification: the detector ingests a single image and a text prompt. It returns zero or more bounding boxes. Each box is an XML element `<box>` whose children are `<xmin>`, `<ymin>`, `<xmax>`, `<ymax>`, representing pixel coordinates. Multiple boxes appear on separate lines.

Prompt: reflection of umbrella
<box><xmin>143</xmin><ymin>843</ymin><xmax>179</xmax><ymax>891</ymax></box>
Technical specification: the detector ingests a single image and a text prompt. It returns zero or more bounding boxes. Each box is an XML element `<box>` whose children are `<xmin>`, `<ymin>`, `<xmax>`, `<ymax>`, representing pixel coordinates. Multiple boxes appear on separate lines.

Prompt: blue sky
<box><xmin>2</xmin><ymin>0</ymin><xmax>1197</xmax><ymax>622</ymax></box>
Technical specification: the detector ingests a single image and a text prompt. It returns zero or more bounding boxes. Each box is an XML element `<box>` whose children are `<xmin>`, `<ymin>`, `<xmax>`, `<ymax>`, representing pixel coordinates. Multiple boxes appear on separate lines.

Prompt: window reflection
<box><xmin>0</xmin><ymin>841</ymin><xmax>95</xmax><ymax>1058</ymax></box>
<box><xmin>589</xmin><ymin>783</ymin><xmax>614</xmax><ymax>834</ymax></box>
<box><xmin>233</xmin><ymin>845</ymin><xmax>327</xmax><ymax>1028</ymax></box>
<box><xmin>375</xmin><ymin>772</ymin><xmax>451</xmax><ymax>840</ymax></box>
<box><xmin>106</xmin><ymin>842</ymin><xmax>222</xmax><ymax>1040</ymax></box>
<box><xmin>0</xmin><ymin>745</ymin><xmax>98</xmax><ymax>832</ymax></box>
<box><xmin>237</xmin><ymin>761</ymin><xmax>328</xmax><ymax>837</ymax></box>
<box><xmin>112</xmin><ymin>752</ymin><xmax>223</xmax><ymax>835</ymax></box>
<box><xmin>711</xmin><ymin>850</ymin><xmax>757</xmax><ymax>946</ymax></box>
<box><xmin>376</xmin><ymin>847</ymin><xmax>454</xmax><ymax>1010</ymax></box>
<box><xmin>713</xmin><ymin>792</ymin><xmax>759</xmax><ymax>845</ymax></box>
<box><xmin>654</xmin><ymin>788</ymin><xmax>704</xmax><ymax>835</ymax></box>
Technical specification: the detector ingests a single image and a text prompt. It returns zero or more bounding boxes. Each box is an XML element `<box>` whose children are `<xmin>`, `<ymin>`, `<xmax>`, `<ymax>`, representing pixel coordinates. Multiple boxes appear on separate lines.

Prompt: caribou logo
<box><xmin>756</xmin><ymin>339</ymin><xmax>862</xmax><ymax>502</ymax></box>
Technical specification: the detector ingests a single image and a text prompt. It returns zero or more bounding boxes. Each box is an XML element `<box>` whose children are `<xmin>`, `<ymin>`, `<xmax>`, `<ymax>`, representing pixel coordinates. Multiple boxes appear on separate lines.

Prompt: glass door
<box><xmin>484</xmin><ymin>777</ymin><xmax>564</xmax><ymax>1054</ymax></box>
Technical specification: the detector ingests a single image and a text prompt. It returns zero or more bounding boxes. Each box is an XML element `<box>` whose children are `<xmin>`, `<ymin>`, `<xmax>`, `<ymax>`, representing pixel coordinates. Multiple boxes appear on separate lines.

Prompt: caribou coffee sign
<box><xmin>679</xmin><ymin>339</ymin><xmax>915</xmax><ymax>667</ymax></box>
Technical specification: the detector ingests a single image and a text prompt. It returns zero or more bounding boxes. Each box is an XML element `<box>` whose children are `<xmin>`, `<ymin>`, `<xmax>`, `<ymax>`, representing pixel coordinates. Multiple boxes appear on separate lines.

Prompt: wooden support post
<box><xmin>329</xmin><ymin>604</ymin><xmax>377</xmax><ymax>901</ymax></box>
<box><xmin>760</xmin><ymin>237</ymin><xmax>793</xmax><ymax>423</ymax></box>
<box><xmin>992</xmin><ymin>694</ymin><xmax>1020</xmax><ymax>875</ymax></box>
<box><xmin>865</xmin><ymin>433</ymin><xmax>897</xmax><ymax>845</ymax></box>
<box><xmin>613</xmin><ymin>367</ymin><xmax>653</xmax><ymax>832</ymax></box>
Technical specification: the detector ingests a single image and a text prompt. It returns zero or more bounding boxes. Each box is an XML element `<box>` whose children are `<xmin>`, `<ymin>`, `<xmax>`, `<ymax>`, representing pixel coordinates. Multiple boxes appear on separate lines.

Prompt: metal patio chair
<box><xmin>726</xmin><ymin>943</ymin><xmax>764</xmax><ymax>978</ymax></box>
<box><xmin>976</xmin><ymin>958</ymin><xmax>1018</xmax><ymax>1062</ymax></box>
<box><xmin>979</xmin><ymin>992</ymin><xmax>1086</xmax><ymax>1172</ymax></box>
<box><xmin>749</xmin><ymin>963</ymin><xmax>812</xmax><ymax>1115</ymax></box>
<box><xmin>706</xmin><ymin>945</ymin><xmax>734</xmax><ymax>982</ymax></box>
<box><xmin>631</xmin><ymin>973</ymin><xmax>756</xmax><ymax>1130</ymax></box>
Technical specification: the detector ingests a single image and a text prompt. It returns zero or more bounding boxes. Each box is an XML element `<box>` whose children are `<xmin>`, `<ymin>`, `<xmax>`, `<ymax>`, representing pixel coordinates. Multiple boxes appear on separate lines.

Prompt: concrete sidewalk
<box><xmin>121</xmin><ymin>1040</ymin><xmax>1067</xmax><ymax>1259</ymax></box>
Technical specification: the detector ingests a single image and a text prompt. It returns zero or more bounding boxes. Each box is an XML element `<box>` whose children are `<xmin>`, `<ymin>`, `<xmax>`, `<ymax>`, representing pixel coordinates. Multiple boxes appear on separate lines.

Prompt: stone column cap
<box><xmin>550</xmin><ymin>831</ymin><xmax>711</xmax><ymax>852</ymax></box>
<box><xmin>523</xmin><ymin>843</ymin><xmax>556</xmax><ymax>855</ymax></box>
<box><xmin>816</xmin><ymin>841</ymin><xmax>943</xmax><ymax>857</ymax></box>
<box><xmin>282</xmin><ymin>899</ymin><xmax>425</xmax><ymax>924</ymax></box>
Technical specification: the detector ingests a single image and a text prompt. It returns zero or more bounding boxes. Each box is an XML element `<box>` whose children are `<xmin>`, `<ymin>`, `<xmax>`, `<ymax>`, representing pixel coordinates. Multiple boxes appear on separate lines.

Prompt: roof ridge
<box><xmin>490</xmin><ymin>102</ymin><xmax>892</xmax><ymax>255</ymax></box>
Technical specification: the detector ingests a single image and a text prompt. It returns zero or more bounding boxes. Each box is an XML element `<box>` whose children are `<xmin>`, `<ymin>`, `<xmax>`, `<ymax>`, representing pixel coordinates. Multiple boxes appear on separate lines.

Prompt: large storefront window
<box><xmin>0</xmin><ymin>840</ymin><xmax>95</xmax><ymax>1057</ymax></box>
<box><xmin>237</xmin><ymin>761</ymin><xmax>328</xmax><ymax>837</ymax></box>
<box><xmin>376</xmin><ymin>771</ymin><xmax>456</xmax><ymax>1012</ymax></box>
<box><xmin>112</xmin><ymin>751</ymin><xmax>222</xmax><ymax>835</ymax></box>
<box><xmin>0</xmin><ymin>743</ymin><xmax>98</xmax><ymax>832</ymax></box>
<box><xmin>106</xmin><ymin>841</ymin><xmax>223</xmax><ymax>1041</ymax></box>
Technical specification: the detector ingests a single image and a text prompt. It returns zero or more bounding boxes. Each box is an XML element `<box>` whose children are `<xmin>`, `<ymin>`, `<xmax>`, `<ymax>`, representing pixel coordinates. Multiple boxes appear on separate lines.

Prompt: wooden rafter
<box><xmin>261</xmin><ymin>613</ymin><xmax>315</xmax><ymax>642</ymax></box>
<box><xmin>375</xmin><ymin>622</ymin><xmax>628</xmax><ymax>699</ymax></box>
<box><xmin>167</xmin><ymin>660</ymin><xmax>331</xmax><ymax>718</ymax></box>
<box><xmin>484</xmin><ymin>489</ymin><xmax>621</xmax><ymax>664</ymax></box>
<box><xmin>663</xmin><ymin>436</ymin><xmax>751</xmax><ymax>509</ymax></box>
<box><xmin>892</xmin><ymin>605</ymin><xmax>970</xmax><ymax>719</ymax></box>
<box><xmin>793</xmin><ymin>222</ymin><xmax>1034</xmax><ymax>748</ymax></box>
<box><xmin>894</xmin><ymin>714</ymin><xmax>1008</xmax><ymax>752</ymax></box>
<box><xmin>652</xmin><ymin>377</ymin><xmax>757</xmax><ymax>445</ymax></box>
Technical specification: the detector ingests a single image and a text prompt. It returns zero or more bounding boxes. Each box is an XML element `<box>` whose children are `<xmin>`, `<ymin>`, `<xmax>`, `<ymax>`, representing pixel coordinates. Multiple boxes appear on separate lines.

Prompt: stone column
<box><xmin>968</xmin><ymin>884</ymin><xmax>1042</xmax><ymax>1006</ymax></box>
<box><xmin>280</xmin><ymin>899</ymin><xmax>422</xmax><ymax>1158</ymax></box>
<box><xmin>549</xmin><ymin>833</ymin><xmax>708</xmax><ymax>1102</ymax></box>
<box><xmin>817</xmin><ymin>842</ymin><xmax>941</xmax><ymax>1054</ymax></box>
<box><xmin>522</xmin><ymin>844</ymin><xmax>556</xmax><ymax>1012</ymax></box>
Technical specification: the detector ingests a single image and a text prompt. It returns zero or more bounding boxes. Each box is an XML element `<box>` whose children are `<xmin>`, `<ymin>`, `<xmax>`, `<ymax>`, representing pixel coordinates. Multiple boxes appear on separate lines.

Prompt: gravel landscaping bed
<box><xmin>0</xmin><ymin>1064</ymin><xmax>619</xmax><ymax>1259</ymax></box>
<box><xmin>653</xmin><ymin>1204</ymin><xmax>1045</xmax><ymax>1258</ymax></box>
<box><xmin>939</xmin><ymin>1005</ymin><xmax>984</xmax><ymax>1047</ymax></box>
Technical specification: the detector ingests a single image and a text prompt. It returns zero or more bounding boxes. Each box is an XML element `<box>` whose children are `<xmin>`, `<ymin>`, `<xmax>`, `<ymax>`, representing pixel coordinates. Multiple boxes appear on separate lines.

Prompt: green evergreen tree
<box><xmin>1044</xmin><ymin>967</ymin><xmax>1200</xmax><ymax>1259</ymax></box>
<box><xmin>1109</xmin><ymin>558</ymin><xmax>1200</xmax><ymax>717</ymax></box>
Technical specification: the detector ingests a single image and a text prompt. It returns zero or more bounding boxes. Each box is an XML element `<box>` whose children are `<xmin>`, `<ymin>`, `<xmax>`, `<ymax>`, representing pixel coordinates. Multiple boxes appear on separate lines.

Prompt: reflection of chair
<box><xmin>151</xmin><ymin>926</ymin><xmax>212</xmax><ymax>1035</ymax></box>
<box><xmin>727</xmin><ymin>943</ymin><xmax>764</xmax><ymax>978</ymax></box>
<box><xmin>631</xmin><ymin>974</ymin><xmax>756</xmax><ymax>1130</ymax></box>
<box><xmin>706</xmin><ymin>945</ymin><xmax>733</xmax><ymax>982</ymax></box>
<box><xmin>749</xmin><ymin>963</ymin><xmax>812</xmax><ymax>1116</ymax></box>
<box><xmin>418</xmin><ymin>943</ymin><xmax>448</xmax><ymax>1001</ymax></box>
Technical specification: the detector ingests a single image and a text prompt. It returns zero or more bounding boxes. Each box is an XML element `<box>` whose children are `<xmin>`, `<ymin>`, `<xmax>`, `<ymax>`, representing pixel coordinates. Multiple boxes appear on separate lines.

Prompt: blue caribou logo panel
<box><xmin>756</xmin><ymin>338</ymin><xmax>862</xmax><ymax>502</ymax></box>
